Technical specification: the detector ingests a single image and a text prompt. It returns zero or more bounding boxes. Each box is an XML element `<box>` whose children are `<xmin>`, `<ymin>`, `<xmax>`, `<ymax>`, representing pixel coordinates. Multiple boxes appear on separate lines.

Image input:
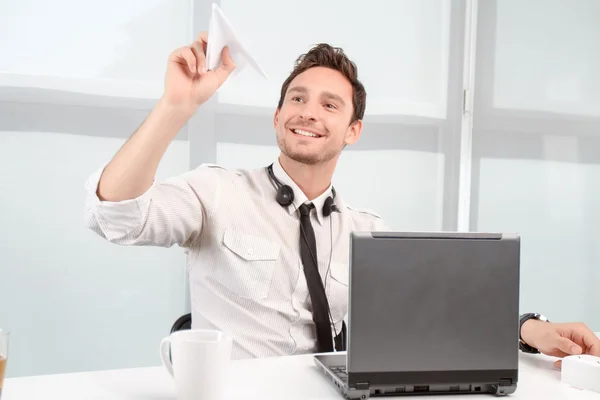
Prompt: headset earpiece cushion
<box><xmin>276</xmin><ymin>185</ymin><xmax>294</xmax><ymax>207</ymax></box>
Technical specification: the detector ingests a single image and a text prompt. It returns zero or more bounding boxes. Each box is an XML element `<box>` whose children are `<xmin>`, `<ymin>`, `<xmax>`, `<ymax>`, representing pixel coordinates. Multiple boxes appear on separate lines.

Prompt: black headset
<box><xmin>266</xmin><ymin>164</ymin><xmax>338</xmax><ymax>216</ymax></box>
<box><xmin>266</xmin><ymin>163</ymin><xmax>345</xmax><ymax>351</ymax></box>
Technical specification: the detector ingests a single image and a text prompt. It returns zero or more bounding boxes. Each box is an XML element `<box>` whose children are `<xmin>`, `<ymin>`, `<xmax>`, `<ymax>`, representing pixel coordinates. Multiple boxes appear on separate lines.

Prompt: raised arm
<box><xmin>97</xmin><ymin>32</ymin><xmax>235</xmax><ymax>202</ymax></box>
<box><xmin>84</xmin><ymin>32</ymin><xmax>236</xmax><ymax>248</ymax></box>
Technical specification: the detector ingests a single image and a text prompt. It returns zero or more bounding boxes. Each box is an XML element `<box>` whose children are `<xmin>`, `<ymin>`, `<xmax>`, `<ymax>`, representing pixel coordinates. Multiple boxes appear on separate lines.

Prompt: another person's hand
<box><xmin>521</xmin><ymin>320</ymin><xmax>600</xmax><ymax>368</ymax></box>
<box><xmin>162</xmin><ymin>31</ymin><xmax>236</xmax><ymax>111</ymax></box>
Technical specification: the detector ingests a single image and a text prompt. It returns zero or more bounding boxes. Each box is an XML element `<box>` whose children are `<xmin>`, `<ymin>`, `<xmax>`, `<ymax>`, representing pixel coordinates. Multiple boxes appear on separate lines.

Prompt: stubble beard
<box><xmin>277</xmin><ymin>133</ymin><xmax>342</xmax><ymax>166</ymax></box>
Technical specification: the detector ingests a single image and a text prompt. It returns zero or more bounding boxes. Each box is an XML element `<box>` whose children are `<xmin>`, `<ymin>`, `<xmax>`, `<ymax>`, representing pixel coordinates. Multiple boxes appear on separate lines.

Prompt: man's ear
<box><xmin>274</xmin><ymin>108</ymin><xmax>280</xmax><ymax>128</ymax></box>
<box><xmin>344</xmin><ymin>119</ymin><xmax>363</xmax><ymax>145</ymax></box>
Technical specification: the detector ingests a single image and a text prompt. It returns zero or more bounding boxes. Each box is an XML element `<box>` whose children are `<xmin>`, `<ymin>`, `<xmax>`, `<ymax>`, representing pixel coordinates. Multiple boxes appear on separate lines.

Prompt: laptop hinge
<box><xmin>354</xmin><ymin>382</ymin><xmax>370</xmax><ymax>390</ymax></box>
<box><xmin>499</xmin><ymin>378</ymin><xmax>512</xmax><ymax>386</ymax></box>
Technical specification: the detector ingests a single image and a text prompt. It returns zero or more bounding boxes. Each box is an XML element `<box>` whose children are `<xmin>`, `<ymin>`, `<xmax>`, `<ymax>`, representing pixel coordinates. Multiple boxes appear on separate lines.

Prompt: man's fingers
<box><xmin>221</xmin><ymin>46</ymin><xmax>235</xmax><ymax>67</ymax></box>
<box><xmin>197</xmin><ymin>31</ymin><xmax>208</xmax><ymax>46</ymax></box>
<box><xmin>175</xmin><ymin>46</ymin><xmax>196</xmax><ymax>74</ymax></box>
<box><xmin>560</xmin><ymin>322</ymin><xmax>600</xmax><ymax>356</ymax></box>
<box><xmin>190</xmin><ymin>41</ymin><xmax>207</xmax><ymax>75</ymax></box>
<box><xmin>214</xmin><ymin>46</ymin><xmax>236</xmax><ymax>85</ymax></box>
<box><xmin>589</xmin><ymin>342</ymin><xmax>600</xmax><ymax>357</ymax></box>
<box><xmin>554</xmin><ymin>359</ymin><xmax>562</xmax><ymax>369</ymax></box>
<box><xmin>579</xmin><ymin>326</ymin><xmax>600</xmax><ymax>356</ymax></box>
<box><xmin>197</xmin><ymin>31</ymin><xmax>208</xmax><ymax>55</ymax></box>
<box><xmin>169</xmin><ymin>46</ymin><xmax>196</xmax><ymax>74</ymax></box>
<box><xmin>555</xmin><ymin>336</ymin><xmax>582</xmax><ymax>355</ymax></box>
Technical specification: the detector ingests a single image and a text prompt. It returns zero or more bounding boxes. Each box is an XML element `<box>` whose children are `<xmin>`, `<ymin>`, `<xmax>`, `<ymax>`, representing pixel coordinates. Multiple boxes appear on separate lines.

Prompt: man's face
<box><xmin>274</xmin><ymin>66</ymin><xmax>362</xmax><ymax>165</ymax></box>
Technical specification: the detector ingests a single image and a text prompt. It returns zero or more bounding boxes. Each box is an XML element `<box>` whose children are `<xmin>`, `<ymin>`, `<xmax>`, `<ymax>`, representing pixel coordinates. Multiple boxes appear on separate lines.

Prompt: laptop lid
<box><xmin>346</xmin><ymin>232</ymin><xmax>520</xmax><ymax>387</ymax></box>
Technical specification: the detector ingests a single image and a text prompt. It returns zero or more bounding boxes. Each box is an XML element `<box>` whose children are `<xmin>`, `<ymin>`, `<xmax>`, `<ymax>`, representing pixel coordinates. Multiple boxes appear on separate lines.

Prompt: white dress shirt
<box><xmin>84</xmin><ymin>159</ymin><xmax>388</xmax><ymax>359</ymax></box>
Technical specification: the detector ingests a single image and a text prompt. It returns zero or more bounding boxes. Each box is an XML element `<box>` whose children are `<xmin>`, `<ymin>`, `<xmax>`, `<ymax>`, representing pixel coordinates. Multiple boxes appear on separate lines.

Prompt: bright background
<box><xmin>1</xmin><ymin>0</ymin><xmax>598</xmax><ymax>377</ymax></box>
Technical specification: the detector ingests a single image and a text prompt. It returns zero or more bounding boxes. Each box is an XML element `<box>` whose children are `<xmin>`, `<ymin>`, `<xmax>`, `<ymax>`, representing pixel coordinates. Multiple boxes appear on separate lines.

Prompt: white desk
<box><xmin>4</xmin><ymin>352</ymin><xmax>599</xmax><ymax>399</ymax></box>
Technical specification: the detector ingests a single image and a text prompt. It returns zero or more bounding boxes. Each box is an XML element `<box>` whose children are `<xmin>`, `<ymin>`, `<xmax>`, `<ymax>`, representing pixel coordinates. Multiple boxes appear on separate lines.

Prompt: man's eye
<box><xmin>292</xmin><ymin>97</ymin><xmax>303</xmax><ymax>102</ymax></box>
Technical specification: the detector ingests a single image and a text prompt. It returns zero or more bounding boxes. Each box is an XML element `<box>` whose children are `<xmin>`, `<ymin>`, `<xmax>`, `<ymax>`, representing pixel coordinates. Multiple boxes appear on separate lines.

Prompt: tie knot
<box><xmin>299</xmin><ymin>203</ymin><xmax>315</xmax><ymax>216</ymax></box>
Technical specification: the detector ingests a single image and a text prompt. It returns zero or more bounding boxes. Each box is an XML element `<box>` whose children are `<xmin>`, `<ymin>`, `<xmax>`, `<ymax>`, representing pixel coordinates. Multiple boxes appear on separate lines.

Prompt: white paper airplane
<box><xmin>205</xmin><ymin>3</ymin><xmax>268</xmax><ymax>79</ymax></box>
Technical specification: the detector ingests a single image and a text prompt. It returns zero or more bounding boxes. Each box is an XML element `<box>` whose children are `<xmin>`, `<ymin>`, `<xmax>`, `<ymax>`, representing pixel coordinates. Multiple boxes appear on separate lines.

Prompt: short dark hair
<box><xmin>277</xmin><ymin>43</ymin><xmax>366</xmax><ymax>123</ymax></box>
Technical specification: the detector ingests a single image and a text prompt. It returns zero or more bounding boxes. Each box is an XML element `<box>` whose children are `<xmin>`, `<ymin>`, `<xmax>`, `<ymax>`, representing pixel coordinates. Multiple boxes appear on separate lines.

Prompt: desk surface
<box><xmin>4</xmin><ymin>352</ymin><xmax>600</xmax><ymax>399</ymax></box>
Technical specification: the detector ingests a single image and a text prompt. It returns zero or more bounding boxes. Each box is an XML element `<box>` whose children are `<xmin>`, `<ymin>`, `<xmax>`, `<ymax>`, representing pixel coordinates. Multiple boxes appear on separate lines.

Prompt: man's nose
<box><xmin>299</xmin><ymin>103</ymin><xmax>318</xmax><ymax>122</ymax></box>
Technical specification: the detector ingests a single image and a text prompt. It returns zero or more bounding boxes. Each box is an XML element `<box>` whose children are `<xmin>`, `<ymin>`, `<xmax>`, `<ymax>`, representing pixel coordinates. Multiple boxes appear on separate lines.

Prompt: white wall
<box><xmin>0</xmin><ymin>131</ymin><xmax>189</xmax><ymax>377</ymax></box>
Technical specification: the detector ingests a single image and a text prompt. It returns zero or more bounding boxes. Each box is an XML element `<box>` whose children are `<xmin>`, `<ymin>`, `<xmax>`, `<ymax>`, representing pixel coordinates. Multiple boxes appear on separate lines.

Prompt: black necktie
<box><xmin>299</xmin><ymin>203</ymin><xmax>334</xmax><ymax>352</ymax></box>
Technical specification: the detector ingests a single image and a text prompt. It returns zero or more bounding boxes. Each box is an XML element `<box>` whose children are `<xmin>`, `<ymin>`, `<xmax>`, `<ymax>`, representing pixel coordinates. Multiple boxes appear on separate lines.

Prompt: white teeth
<box><xmin>293</xmin><ymin>129</ymin><xmax>319</xmax><ymax>138</ymax></box>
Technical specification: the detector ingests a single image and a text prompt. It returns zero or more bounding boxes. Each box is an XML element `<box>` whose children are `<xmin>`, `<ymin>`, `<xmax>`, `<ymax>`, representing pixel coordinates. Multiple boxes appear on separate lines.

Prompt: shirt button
<box><xmin>247</xmin><ymin>248</ymin><xmax>254</xmax><ymax>255</ymax></box>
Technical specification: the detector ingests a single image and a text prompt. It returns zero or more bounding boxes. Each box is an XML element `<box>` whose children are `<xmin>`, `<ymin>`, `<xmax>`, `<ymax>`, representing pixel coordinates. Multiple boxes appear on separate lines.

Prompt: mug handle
<box><xmin>159</xmin><ymin>337</ymin><xmax>174</xmax><ymax>377</ymax></box>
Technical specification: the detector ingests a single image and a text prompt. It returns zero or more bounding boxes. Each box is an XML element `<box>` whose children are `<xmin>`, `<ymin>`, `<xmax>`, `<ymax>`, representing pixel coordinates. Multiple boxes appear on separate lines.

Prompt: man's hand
<box><xmin>521</xmin><ymin>320</ymin><xmax>600</xmax><ymax>368</ymax></box>
<box><xmin>96</xmin><ymin>32</ymin><xmax>235</xmax><ymax>202</ymax></box>
<box><xmin>162</xmin><ymin>31</ymin><xmax>236</xmax><ymax>111</ymax></box>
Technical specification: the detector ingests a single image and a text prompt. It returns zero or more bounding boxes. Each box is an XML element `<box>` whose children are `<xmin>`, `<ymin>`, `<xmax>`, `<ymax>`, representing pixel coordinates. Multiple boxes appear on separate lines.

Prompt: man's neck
<box><xmin>278</xmin><ymin>154</ymin><xmax>337</xmax><ymax>201</ymax></box>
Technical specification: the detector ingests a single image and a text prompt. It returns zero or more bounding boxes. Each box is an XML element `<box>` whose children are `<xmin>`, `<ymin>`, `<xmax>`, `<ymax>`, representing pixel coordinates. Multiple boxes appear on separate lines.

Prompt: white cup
<box><xmin>160</xmin><ymin>329</ymin><xmax>233</xmax><ymax>400</ymax></box>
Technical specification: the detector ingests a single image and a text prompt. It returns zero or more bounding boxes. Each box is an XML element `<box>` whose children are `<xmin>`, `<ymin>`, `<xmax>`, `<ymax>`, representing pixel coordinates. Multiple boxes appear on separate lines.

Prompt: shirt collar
<box><xmin>271</xmin><ymin>159</ymin><xmax>334</xmax><ymax>226</ymax></box>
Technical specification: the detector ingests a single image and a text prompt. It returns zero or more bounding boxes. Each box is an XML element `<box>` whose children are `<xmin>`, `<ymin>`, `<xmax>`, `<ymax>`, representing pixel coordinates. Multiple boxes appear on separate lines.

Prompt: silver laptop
<box><xmin>315</xmin><ymin>231</ymin><xmax>520</xmax><ymax>398</ymax></box>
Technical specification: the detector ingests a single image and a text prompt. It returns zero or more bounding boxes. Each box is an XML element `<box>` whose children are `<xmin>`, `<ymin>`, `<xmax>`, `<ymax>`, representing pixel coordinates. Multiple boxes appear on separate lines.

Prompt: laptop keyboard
<box><xmin>329</xmin><ymin>366</ymin><xmax>348</xmax><ymax>383</ymax></box>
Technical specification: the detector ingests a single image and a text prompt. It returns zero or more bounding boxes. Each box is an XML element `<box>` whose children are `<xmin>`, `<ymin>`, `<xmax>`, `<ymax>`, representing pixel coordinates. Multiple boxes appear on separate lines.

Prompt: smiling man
<box><xmin>275</xmin><ymin>63</ymin><xmax>362</xmax><ymax>171</ymax></box>
<box><xmin>84</xmin><ymin>32</ymin><xmax>600</xmax><ymax>363</ymax></box>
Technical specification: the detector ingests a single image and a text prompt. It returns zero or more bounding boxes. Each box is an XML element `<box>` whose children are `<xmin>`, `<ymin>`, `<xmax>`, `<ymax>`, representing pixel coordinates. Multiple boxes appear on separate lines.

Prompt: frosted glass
<box><xmin>493</xmin><ymin>0</ymin><xmax>600</xmax><ymax>116</ymax></box>
<box><xmin>217</xmin><ymin>0</ymin><xmax>450</xmax><ymax>118</ymax></box>
<box><xmin>0</xmin><ymin>132</ymin><xmax>189</xmax><ymax>377</ymax></box>
<box><xmin>476</xmin><ymin>157</ymin><xmax>600</xmax><ymax>330</ymax></box>
<box><xmin>474</xmin><ymin>0</ymin><xmax>600</xmax><ymax>330</ymax></box>
<box><xmin>0</xmin><ymin>0</ymin><xmax>191</xmax><ymax>82</ymax></box>
<box><xmin>216</xmin><ymin>143</ymin><xmax>444</xmax><ymax>231</ymax></box>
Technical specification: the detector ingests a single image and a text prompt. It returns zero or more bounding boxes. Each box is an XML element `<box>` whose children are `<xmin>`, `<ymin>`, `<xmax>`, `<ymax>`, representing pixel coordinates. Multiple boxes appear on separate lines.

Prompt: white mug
<box><xmin>160</xmin><ymin>329</ymin><xmax>233</xmax><ymax>400</ymax></box>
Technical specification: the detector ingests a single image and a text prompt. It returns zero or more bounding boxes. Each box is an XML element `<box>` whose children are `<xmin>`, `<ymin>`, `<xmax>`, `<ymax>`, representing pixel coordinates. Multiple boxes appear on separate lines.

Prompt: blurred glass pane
<box><xmin>0</xmin><ymin>0</ymin><xmax>191</xmax><ymax>82</ymax></box>
<box><xmin>0</xmin><ymin>131</ymin><xmax>189</xmax><ymax>377</ymax></box>
<box><xmin>472</xmin><ymin>0</ymin><xmax>600</xmax><ymax>330</ymax></box>
<box><xmin>218</xmin><ymin>0</ymin><xmax>451</xmax><ymax>118</ymax></box>
<box><xmin>492</xmin><ymin>0</ymin><xmax>600</xmax><ymax>116</ymax></box>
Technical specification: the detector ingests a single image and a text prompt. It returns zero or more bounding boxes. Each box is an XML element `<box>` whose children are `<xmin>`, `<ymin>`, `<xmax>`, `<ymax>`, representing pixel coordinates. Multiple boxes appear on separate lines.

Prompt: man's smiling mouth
<box><xmin>291</xmin><ymin>128</ymin><xmax>323</xmax><ymax>138</ymax></box>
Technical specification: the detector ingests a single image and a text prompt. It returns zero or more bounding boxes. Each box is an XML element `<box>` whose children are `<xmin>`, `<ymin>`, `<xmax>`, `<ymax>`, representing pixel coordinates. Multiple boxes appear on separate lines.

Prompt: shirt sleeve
<box><xmin>83</xmin><ymin>163</ymin><xmax>226</xmax><ymax>248</ymax></box>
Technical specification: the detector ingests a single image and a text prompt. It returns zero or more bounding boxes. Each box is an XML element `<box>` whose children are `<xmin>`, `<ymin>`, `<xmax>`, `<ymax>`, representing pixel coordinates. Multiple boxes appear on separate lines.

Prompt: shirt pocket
<box><xmin>328</xmin><ymin>262</ymin><xmax>349</xmax><ymax>324</ymax></box>
<box><xmin>217</xmin><ymin>228</ymin><xmax>280</xmax><ymax>299</ymax></box>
